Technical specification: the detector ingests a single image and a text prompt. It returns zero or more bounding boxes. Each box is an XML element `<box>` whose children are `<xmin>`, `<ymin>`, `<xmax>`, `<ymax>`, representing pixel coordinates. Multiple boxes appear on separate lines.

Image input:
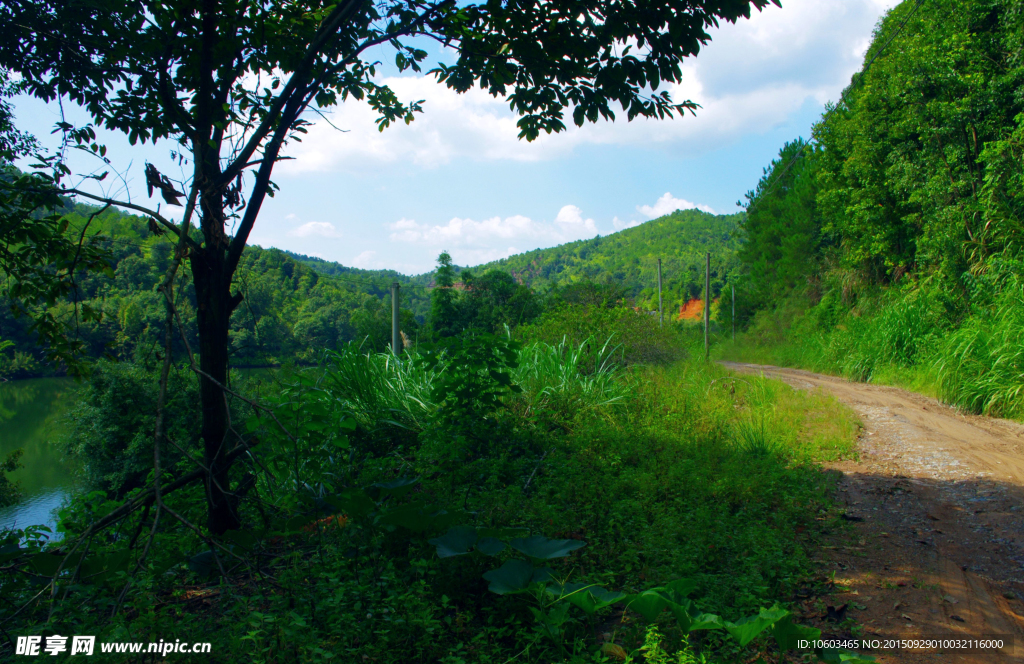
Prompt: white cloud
<box><xmin>388</xmin><ymin>205</ymin><xmax>599</xmax><ymax>256</ymax></box>
<box><xmin>278</xmin><ymin>0</ymin><xmax>901</xmax><ymax>174</ymax></box>
<box><xmin>554</xmin><ymin>205</ymin><xmax>598</xmax><ymax>235</ymax></box>
<box><xmin>351</xmin><ymin>250</ymin><xmax>377</xmax><ymax>268</ymax></box>
<box><xmin>613</xmin><ymin>216</ymin><xmax>642</xmax><ymax>231</ymax></box>
<box><xmin>637</xmin><ymin>193</ymin><xmax>715</xmax><ymax>219</ymax></box>
<box><xmin>288</xmin><ymin>221</ymin><xmax>342</xmax><ymax>238</ymax></box>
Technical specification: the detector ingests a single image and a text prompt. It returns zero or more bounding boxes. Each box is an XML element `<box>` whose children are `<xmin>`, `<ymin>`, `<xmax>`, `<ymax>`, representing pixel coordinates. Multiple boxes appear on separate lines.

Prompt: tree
<box><xmin>429</xmin><ymin>251</ymin><xmax>460</xmax><ymax>339</ymax></box>
<box><xmin>2</xmin><ymin>0</ymin><xmax>779</xmax><ymax>533</ymax></box>
<box><xmin>739</xmin><ymin>138</ymin><xmax>826</xmax><ymax>310</ymax></box>
<box><xmin>0</xmin><ymin>72</ymin><xmax>110</xmax><ymax>375</ymax></box>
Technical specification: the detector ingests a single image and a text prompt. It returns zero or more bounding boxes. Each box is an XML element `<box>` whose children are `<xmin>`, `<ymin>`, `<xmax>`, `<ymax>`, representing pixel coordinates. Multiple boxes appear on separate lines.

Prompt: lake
<box><xmin>0</xmin><ymin>377</ymin><xmax>77</xmax><ymax>535</ymax></box>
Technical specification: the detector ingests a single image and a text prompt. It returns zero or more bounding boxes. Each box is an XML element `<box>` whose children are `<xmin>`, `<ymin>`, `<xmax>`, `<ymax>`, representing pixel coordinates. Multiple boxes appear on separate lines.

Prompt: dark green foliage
<box><xmin>418</xmin><ymin>332</ymin><xmax>522</xmax><ymax>445</ymax></box>
<box><xmin>3</xmin><ymin>346</ymin><xmax>854</xmax><ymax>663</ymax></box>
<box><xmin>738</xmin><ymin>138</ymin><xmax>827</xmax><ymax>319</ymax></box>
<box><xmin>426</xmin><ymin>252</ymin><xmax>542</xmax><ymax>340</ymax></box>
<box><xmin>0</xmin><ymin>448</ymin><xmax>23</xmax><ymax>507</ymax></box>
<box><xmin>63</xmin><ymin>361</ymin><xmax>204</xmax><ymax>497</ymax></box>
<box><xmin>0</xmin><ymin>168</ymin><xmax>112</xmax><ymax>375</ymax></box>
<box><xmin>518</xmin><ymin>303</ymin><xmax>685</xmax><ymax>368</ymax></box>
<box><xmin>460</xmin><ymin>268</ymin><xmax>542</xmax><ymax>332</ymax></box>
<box><xmin>428</xmin><ymin>251</ymin><xmax>459</xmax><ymax>339</ymax></box>
<box><xmin>729</xmin><ymin>0</ymin><xmax>1024</xmax><ymax>421</ymax></box>
<box><xmin>0</xmin><ymin>204</ymin><xmax>425</xmax><ymax>373</ymax></box>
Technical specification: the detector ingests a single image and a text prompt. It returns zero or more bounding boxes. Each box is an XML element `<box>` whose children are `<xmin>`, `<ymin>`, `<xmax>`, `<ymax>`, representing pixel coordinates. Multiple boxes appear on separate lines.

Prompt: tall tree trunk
<box><xmin>191</xmin><ymin>140</ymin><xmax>245</xmax><ymax>533</ymax></box>
<box><xmin>192</xmin><ymin>244</ymin><xmax>243</xmax><ymax>534</ymax></box>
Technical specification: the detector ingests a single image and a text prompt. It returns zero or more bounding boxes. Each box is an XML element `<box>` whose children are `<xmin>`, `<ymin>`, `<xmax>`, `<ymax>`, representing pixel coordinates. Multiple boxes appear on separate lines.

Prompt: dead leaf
<box><xmin>901</xmin><ymin>613</ymin><xmax>913</xmax><ymax>621</ymax></box>
<box><xmin>942</xmin><ymin>595</ymin><xmax>959</xmax><ymax>604</ymax></box>
<box><xmin>600</xmin><ymin>643</ymin><xmax>627</xmax><ymax>661</ymax></box>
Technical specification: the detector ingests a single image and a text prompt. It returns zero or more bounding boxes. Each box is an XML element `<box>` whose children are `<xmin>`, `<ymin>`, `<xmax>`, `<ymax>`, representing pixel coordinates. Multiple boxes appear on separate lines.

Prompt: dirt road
<box><xmin>721</xmin><ymin>362</ymin><xmax>1024</xmax><ymax>663</ymax></box>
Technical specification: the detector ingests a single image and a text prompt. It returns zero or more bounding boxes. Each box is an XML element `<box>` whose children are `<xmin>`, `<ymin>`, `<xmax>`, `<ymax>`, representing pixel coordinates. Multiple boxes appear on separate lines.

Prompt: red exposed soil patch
<box><xmin>677</xmin><ymin>299</ymin><xmax>705</xmax><ymax>321</ymax></box>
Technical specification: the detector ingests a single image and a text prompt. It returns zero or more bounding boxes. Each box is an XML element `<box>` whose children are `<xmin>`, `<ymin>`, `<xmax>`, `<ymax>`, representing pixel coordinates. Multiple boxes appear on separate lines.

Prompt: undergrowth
<box><xmin>4</xmin><ymin>334</ymin><xmax>860</xmax><ymax>663</ymax></box>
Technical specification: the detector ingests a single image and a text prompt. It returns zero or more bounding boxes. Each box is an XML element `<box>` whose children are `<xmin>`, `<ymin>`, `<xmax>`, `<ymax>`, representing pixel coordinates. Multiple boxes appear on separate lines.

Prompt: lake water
<box><xmin>0</xmin><ymin>378</ymin><xmax>77</xmax><ymax>535</ymax></box>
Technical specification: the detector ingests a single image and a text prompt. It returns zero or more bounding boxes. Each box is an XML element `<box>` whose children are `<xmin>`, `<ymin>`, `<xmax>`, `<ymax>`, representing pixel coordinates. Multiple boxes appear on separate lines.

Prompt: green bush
<box><xmin>517</xmin><ymin>304</ymin><xmax>685</xmax><ymax>369</ymax></box>
<box><xmin>63</xmin><ymin>361</ymin><xmax>206</xmax><ymax>497</ymax></box>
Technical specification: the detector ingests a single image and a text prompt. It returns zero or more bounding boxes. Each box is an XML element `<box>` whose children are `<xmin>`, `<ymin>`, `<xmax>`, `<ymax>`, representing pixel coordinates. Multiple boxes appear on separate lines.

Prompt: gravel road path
<box><xmin>722</xmin><ymin>362</ymin><xmax>1024</xmax><ymax>663</ymax></box>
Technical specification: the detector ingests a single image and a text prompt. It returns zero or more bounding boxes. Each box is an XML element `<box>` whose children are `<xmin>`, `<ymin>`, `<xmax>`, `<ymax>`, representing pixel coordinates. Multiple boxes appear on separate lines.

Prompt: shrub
<box><xmin>63</xmin><ymin>361</ymin><xmax>206</xmax><ymax>497</ymax></box>
<box><xmin>517</xmin><ymin>303</ymin><xmax>685</xmax><ymax>369</ymax></box>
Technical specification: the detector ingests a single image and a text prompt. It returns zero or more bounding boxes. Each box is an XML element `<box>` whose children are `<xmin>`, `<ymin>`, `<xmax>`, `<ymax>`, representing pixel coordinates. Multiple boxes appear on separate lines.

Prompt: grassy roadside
<box><xmin>713</xmin><ymin>292</ymin><xmax>946</xmax><ymax>405</ymax></box>
<box><xmin>717</xmin><ymin>275</ymin><xmax>1024</xmax><ymax>425</ymax></box>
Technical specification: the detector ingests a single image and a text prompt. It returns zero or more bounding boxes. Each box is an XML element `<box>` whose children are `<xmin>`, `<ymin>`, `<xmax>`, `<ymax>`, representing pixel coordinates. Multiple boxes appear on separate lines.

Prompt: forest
<box><xmin>722</xmin><ymin>0</ymin><xmax>1024</xmax><ymax>421</ymax></box>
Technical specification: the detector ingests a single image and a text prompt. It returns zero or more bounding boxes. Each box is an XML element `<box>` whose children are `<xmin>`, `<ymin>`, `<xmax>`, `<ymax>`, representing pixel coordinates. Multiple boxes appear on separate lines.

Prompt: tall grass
<box><xmin>313</xmin><ymin>335</ymin><xmax>630</xmax><ymax>434</ymax></box>
<box><xmin>319</xmin><ymin>346</ymin><xmax>437</xmax><ymax>431</ymax></box>
<box><xmin>512</xmin><ymin>335</ymin><xmax>627</xmax><ymax>417</ymax></box>
<box><xmin>936</xmin><ymin>278</ymin><xmax>1024</xmax><ymax>418</ymax></box>
<box><xmin>720</xmin><ymin>267</ymin><xmax>1024</xmax><ymax>421</ymax></box>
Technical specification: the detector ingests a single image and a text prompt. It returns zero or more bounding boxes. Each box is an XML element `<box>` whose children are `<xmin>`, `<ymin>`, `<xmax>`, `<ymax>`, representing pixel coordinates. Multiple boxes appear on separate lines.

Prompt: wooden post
<box><xmin>391</xmin><ymin>282</ymin><xmax>401</xmax><ymax>356</ymax></box>
<box><xmin>704</xmin><ymin>252</ymin><xmax>710</xmax><ymax>361</ymax></box>
<box><xmin>657</xmin><ymin>258</ymin><xmax>663</xmax><ymax>328</ymax></box>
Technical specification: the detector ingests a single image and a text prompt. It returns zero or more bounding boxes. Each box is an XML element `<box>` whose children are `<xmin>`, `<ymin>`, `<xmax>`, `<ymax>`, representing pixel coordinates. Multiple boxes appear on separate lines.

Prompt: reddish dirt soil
<box><xmin>722</xmin><ymin>362</ymin><xmax>1024</xmax><ymax>663</ymax></box>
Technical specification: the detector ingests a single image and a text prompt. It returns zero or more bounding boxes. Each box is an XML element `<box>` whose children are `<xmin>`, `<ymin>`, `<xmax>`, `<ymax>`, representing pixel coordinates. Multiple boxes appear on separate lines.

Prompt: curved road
<box><xmin>722</xmin><ymin>362</ymin><xmax>1024</xmax><ymax>663</ymax></box>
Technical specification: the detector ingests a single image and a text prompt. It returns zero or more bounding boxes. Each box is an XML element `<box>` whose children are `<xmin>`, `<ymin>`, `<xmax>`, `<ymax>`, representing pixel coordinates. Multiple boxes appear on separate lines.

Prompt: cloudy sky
<box><xmin>13</xmin><ymin>0</ymin><xmax>900</xmax><ymax>275</ymax></box>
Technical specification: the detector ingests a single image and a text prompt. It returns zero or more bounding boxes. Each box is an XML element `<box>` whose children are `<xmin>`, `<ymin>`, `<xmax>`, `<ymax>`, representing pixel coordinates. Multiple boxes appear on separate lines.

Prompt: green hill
<box><xmin>1</xmin><ymin>201</ymin><xmax>742</xmax><ymax>377</ymax></box>
<box><xmin>475</xmin><ymin>208</ymin><xmax>745</xmax><ymax>316</ymax></box>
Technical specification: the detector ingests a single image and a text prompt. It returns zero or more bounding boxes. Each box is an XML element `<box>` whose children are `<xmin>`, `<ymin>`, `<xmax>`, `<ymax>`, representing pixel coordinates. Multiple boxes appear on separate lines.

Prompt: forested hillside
<box><xmin>727</xmin><ymin>0</ymin><xmax>1024</xmax><ymax>419</ymax></box>
<box><xmin>1</xmin><ymin>200</ymin><xmax>742</xmax><ymax>377</ymax></box>
<box><xmin>0</xmin><ymin>204</ymin><xmax>424</xmax><ymax>376</ymax></box>
<box><xmin>478</xmin><ymin>208</ymin><xmax>745</xmax><ymax>315</ymax></box>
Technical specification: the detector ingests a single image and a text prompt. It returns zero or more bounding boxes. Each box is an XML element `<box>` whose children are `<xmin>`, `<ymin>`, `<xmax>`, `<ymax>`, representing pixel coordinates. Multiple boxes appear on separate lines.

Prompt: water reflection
<box><xmin>0</xmin><ymin>378</ymin><xmax>77</xmax><ymax>533</ymax></box>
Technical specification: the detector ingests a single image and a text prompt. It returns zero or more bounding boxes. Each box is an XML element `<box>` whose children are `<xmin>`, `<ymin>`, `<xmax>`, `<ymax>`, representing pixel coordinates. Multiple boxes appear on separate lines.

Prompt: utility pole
<box><xmin>704</xmin><ymin>252</ymin><xmax>710</xmax><ymax>361</ymax></box>
<box><xmin>732</xmin><ymin>283</ymin><xmax>735</xmax><ymax>342</ymax></box>
<box><xmin>391</xmin><ymin>282</ymin><xmax>401</xmax><ymax>356</ymax></box>
<box><xmin>657</xmin><ymin>258</ymin><xmax>663</xmax><ymax>327</ymax></box>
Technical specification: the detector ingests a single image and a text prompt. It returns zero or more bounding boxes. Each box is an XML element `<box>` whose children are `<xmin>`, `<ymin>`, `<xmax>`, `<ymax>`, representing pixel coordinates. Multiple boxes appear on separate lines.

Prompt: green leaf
<box><xmin>686</xmin><ymin>612</ymin><xmax>725</xmax><ymax>632</ymax></box>
<box><xmin>367</xmin><ymin>476</ymin><xmax>419</xmax><ymax>500</ymax></box>
<box><xmin>665</xmin><ymin>578</ymin><xmax>699</xmax><ymax>597</ymax></box>
<box><xmin>28</xmin><ymin>552</ymin><xmax>66</xmax><ymax>577</ymax></box>
<box><xmin>483</xmin><ymin>559</ymin><xmax>535</xmax><ymax>594</ymax></box>
<box><xmin>428</xmin><ymin>526</ymin><xmax>478</xmax><ymax>558</ymax></box>
<box><xmin>475</xmin><ymin>536</ymin><xmax>506</xmax><ymax>556</ymax></box>
<box><xmin>771</xmin><ymin>615</ymin><xmax>820</xmax><ymax>652</ymax></box>
<box><xmin>188</xmin><ymin>550</ymin><xmax>219</xmax><ymax>577</ymax></box>
<box><xmin>509</xmin><ymin>535</ymin><xmax>585</xmax><ymax>560</ymax></box>
<box><xmin>815</xmin><ymin>648</ymin><xmax>877</xmax><ymax>664</ymax></box>
<box><xmin>625</xmin><ymin>590</ymin><xmax>669</xmax><ymax>622</ymax></box>
<box><xmin>549</xmin><ymin>582</ymin><xmax>626</xmax><ymax>614</ymax></box>
<box><xmin>323</xmin><ymin>490</ymin><xmax>375</xmax><ymax>519</ymax></box>
<box><xmin>723</xmin><ymin>606</ymin><xmax>789</xmax><ymax>647</ymax></box>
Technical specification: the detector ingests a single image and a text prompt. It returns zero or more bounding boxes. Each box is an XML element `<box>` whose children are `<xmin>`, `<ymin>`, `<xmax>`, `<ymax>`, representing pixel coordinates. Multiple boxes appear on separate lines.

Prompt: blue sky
<box><xmin>12</xmin><ymin>0</ymin><xmax>900</xmax><ymax>275</ymax></box>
